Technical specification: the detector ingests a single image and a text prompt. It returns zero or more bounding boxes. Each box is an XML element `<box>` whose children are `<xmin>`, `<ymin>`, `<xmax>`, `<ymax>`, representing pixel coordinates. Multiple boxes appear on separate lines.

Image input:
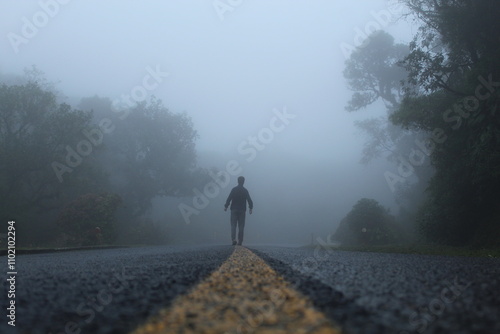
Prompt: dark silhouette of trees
<box><xmin>344</xmin><ymin>1</ymin><xmax>500</xmax><ymax>246</ymax></box>
<box><xmin>392</xmin><ymin>0</ymin><xmax>500</xmax><ymax>245</ymax></box>
<box><xmin>0</xmin><ymin>81</ymin><xmax>103</xmax><ymax>244</ymax></box>
<box><xmin>0</xmin><ymin>77</ymin><xmax>201</xmax><ymax>246</ymax></box>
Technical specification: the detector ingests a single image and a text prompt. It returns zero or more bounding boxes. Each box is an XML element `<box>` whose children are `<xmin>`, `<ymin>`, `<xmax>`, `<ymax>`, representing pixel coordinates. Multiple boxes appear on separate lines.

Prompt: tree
<box><xmin>0</xmin><ymin>74</ymin><xmax>204</xmax><ymax>246</ymax></box>
<box><xmin>343</xmin><ymin>30</ymin><xmax>433</xmax><ymax>230</ymax></box>
<box><xmin>393</xmin><ymin>0</ymin><xmax>500</xmax><ymax>245</ymax></box>
<box><xmin>78</xmin><ymin>96</ymin><xmax>201</xmax><ymax>220</ymax></box>
<box><xmin>332</xmin><ymin>198</ymin><xmax>400</xmax><ymax>245</ymax></box>
<box><xmin>344</xmin><ymin>31</ymin><xmax>419</xmax><ymax>166</ymax></box>
<box><xmin>344</xmin><ymin>30</ymin><xmax>409</xmax><ymax>112</ymax></box>
<box><xmin>0</xmin><ymin>82</ymin><xmax>103</xmax><ymax>244</ymax></box>
<box><xmin>401</xmin><ymin>0</ymin><xmax>500</xmax><ymax>94</ymax></box>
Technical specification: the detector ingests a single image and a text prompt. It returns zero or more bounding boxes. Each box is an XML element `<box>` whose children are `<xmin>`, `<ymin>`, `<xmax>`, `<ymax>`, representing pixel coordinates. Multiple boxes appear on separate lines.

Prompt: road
<box><xmin>1</xmin><ymin>245</ymin><xmax>499</xmax><ymax>333</ymax></box>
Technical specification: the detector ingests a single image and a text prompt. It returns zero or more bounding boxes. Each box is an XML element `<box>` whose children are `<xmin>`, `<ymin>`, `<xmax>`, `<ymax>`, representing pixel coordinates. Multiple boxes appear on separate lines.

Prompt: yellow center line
<box><xmin>131</xmin><ymin>246</ymin><xmax>342</xmax><ymax>334</ymax></box>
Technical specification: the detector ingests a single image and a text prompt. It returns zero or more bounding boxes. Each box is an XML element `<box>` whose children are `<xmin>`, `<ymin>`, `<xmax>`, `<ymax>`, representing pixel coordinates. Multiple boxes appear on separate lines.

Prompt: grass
<box><xmin>308</xmin><ymin>243</ymin><xmax>500</xmax><ymax>258</ymax></box>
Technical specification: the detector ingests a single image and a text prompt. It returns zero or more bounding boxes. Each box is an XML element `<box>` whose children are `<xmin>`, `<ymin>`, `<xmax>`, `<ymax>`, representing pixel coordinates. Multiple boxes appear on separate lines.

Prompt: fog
<box><xmin>1</xmin><ymin>0</ymin><xmax>417</xmax><ymax>245</ymax></box>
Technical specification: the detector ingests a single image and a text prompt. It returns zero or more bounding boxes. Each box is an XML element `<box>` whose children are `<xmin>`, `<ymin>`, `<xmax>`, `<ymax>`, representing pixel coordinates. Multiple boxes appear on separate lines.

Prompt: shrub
<box><xmin>333</xmin><ymin>198</ymin><xmax>401</xmax><ymax>246</ymax></box>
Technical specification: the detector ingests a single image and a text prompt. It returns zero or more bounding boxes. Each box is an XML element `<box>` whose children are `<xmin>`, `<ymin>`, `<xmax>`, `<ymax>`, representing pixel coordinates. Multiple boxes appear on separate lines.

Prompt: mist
<box><xmin>1</xmin><ymin>0</ymin><xmax>417</xmax><ymax>246</ymax></box>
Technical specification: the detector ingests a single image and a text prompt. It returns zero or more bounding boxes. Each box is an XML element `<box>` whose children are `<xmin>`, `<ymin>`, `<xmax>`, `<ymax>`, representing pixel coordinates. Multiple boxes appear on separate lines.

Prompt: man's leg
<box><xmin>230</xmin><ymin>210</ymin><xmax>237</xmax><ymax>245</ymax></box>
<box><xmin>237</xmin><ymin>211</ymin><xmax>246</xmax><ymax>245</ymax></box>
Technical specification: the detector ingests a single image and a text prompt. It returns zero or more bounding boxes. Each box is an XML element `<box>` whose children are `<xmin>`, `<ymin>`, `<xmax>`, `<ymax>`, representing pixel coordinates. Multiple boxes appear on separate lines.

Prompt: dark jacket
<box><xmin>225</xmin><ymin>185</ymin><xmax>253</xmax><ymax>212</ymax></box>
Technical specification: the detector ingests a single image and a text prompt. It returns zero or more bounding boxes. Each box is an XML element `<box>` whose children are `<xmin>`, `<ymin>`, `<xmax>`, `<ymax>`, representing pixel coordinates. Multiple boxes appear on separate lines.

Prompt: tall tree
<box><xmin>344</xmin><ymin>31</ymin><xmax>414</xmax><ymax>164</ymax></box>
<box><xmin>0</xmin><ymin>82</ymin><xmax>102</xmax><ymax>243</ymax></box>
<box><xmin>343</xmin><ymin>30</ymin><xmax>433</xmax><ymax>224</ymax></box>
<box><xmin>344</xmin><ymin>30</ymin><xmax>409</xmax><ymax>112</ymax></box>
<box><xmin>393</xmin><ymin>0</ymin><xmax>500</xmax><ymax>245</ymax></box>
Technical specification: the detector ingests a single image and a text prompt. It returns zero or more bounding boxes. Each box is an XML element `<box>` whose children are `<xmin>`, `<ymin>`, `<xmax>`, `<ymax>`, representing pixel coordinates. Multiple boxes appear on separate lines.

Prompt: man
<box><xmin>224</xmin><ymin>176</ymin><xmax>253</xmax><ymax>246</ymax></box>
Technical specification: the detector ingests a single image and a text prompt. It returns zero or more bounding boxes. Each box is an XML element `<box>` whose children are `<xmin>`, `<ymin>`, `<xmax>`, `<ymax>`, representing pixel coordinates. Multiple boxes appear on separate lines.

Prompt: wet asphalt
<box><xmin>1</xmin><ymin>245</ymin><xmax>233</xmax><ymax>334</ymax></box>
<box><xmin>252</xmin><ymin>246</ymin><xmax>500</xmax><ymax>334</ymax></box>
<box><xmin>1</xmin><ymin>245</ymin><xmax>499</xmax><ymax>334</ymax></box>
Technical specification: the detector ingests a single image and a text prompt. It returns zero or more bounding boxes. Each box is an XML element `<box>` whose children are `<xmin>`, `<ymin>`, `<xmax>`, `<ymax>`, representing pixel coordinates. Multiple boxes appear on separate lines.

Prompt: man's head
<box><xmin>237</xmin><ymin>176</ymin><xmax>245</xmax><ymax>185</ymax></box>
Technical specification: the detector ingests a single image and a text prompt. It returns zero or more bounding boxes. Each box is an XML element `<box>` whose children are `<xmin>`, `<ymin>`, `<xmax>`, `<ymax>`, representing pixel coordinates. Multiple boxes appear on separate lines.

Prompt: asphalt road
<box><xmin>253</xmin><ymin>246</ymin><xmax>500</xmax><ymax>334</ymax></box>
<box><xmin>1</xmin><ymin>245</ymin><xmax>499</xmax><ymax>334</ymax></box>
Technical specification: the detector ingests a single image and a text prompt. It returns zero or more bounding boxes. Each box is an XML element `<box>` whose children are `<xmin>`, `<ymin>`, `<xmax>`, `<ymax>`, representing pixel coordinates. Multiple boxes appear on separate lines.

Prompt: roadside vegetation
<box><xmin>0</xmin><ymin>69</ymin><xmax>208</xmax><ymax>248</ymax></box>
<box><xmin>337</xmin><ymin>0</ymin><xmax>500</xmax><ymax>251</ymax></box>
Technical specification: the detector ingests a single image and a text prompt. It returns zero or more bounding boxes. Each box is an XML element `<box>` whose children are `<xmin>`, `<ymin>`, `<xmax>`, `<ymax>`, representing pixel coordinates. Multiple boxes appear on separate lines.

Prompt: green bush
<box><xmin>333</xmin><ymin>198</ymin><xmax>402</xmax><ymax>246</ymax></box>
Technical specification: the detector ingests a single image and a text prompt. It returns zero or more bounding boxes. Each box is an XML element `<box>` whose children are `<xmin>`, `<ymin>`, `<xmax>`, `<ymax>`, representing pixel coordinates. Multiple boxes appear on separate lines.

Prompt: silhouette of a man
<box><xmin>224</xmin><ymin>176</ymin><xmax>253</xmax><ymax>246</ymax></box>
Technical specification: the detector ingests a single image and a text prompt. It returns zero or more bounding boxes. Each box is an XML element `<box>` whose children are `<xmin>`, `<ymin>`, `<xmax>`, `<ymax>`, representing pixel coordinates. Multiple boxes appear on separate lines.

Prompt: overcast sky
<box><xmin>0</xmin><ymin>1</ymin><xmax>418</xmax><ymax>243</ymax></box>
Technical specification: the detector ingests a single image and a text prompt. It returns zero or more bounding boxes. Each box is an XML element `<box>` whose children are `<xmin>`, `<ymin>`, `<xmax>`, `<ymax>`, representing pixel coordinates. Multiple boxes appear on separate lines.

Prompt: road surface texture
<box><xmin>1</xmin><ymin>245</ymin><xmax>499</xmax><ymax>333</ymax></box>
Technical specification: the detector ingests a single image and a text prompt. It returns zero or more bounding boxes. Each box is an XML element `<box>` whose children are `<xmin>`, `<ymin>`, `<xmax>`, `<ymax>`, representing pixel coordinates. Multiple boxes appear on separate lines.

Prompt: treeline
<box><xmin>0</xmin><ymin>72</ymin><xmax>204</xmax><ymax>246</ymax></box>
<box><xmin>340</xmin><ymin>0</ymin><xmax>500</xmax><ymax>247</ymax></box>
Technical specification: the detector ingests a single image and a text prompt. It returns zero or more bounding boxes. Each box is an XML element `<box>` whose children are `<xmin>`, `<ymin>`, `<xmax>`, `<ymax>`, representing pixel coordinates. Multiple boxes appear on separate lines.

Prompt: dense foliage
<box><xmin>393</xmin><ymin>0</ymin><xmax>500</xmax><ymax>245</ymax></box>
<box><xmin>343</xmin><ymin>1</ymin><xmax>500</xmax><ymax>246</ymax></box>
<box><xmin>0</xmin><ymin>77</ymin><xmax>201</xmax><ymax>246</ymax></box>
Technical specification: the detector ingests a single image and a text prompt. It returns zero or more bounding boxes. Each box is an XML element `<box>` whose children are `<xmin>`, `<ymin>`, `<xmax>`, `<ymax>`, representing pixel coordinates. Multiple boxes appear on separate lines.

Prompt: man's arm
<box><xmin>224</xmin><ymin>188</ymin><xmax>234</xmax><ymax>211</ymax></box>
<box><xmin>246</xmin><ymin>189</ymin><xmax>253</xmax><ymax>213</ymax></box>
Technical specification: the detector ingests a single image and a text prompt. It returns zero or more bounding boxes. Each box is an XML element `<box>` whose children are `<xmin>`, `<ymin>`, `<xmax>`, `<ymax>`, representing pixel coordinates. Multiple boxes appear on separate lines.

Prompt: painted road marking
<box><xmin>131</xmin><ymin>246</ymin><xmax>341</xmax><ymax>334</ymax></box>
